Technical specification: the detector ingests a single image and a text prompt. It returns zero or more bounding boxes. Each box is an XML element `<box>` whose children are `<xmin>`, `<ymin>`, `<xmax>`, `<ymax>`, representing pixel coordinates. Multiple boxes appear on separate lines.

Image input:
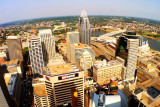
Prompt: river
<box><xmin>92</xmin><ymin>31</ymin><xmax>160</xmax><ymax>51</ymax></box>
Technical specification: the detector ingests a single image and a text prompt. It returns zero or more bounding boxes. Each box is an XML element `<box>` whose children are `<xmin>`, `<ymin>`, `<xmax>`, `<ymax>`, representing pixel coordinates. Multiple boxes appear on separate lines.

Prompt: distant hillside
<box><xmin>0</xmin><ymin>15</ymin><xmax>160</xmax><ymax>28</ymax></box>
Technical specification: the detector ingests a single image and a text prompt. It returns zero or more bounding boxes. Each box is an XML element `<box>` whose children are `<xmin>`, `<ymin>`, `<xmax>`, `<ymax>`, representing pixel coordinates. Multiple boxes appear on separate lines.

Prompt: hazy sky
<box><xmin>0</xmin><ymin>0</ymin><xmax>160</xmax><ymax>24</ymax></box>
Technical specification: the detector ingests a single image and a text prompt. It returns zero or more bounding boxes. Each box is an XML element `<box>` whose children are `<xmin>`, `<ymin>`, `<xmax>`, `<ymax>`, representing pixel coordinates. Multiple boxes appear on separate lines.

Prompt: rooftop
<box><xmin>43</xmin><ymin>63</ymin><xmax>83</xmax><ymax>76</ymax></box>
<box><xmin>1</xmin><ymin>59</ymin><xmax>19</xmax><ymax>67</ymax></box>
<box><xmin>71</xmin><ymin>43</ymin><xmax>90</xmax><ymax>49</ymax></box>
<box><xmin>147</xmin><ymin>86</ymin><xmax>160</xmax><ymax>99</ymax></box>
<box><xmin>33</xmin><ymin>84</ymin><xmax>47</xmax><ymax>97</ymax></box>
<box><xmin>94</xmin><ymin>59</ymin><xmax>121</xmax><ymax>69</ymax></box>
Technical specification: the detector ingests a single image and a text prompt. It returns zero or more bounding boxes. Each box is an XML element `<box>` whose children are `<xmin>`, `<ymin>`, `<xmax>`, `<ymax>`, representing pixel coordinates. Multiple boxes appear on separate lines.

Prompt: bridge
<box><xmin>99</xmin><ymin>30</ymin><xmax>126</xmax><ymax>39</ymax></box>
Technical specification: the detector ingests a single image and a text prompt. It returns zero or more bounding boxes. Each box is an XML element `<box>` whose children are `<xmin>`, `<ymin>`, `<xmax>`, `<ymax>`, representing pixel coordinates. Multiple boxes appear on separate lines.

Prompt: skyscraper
<box><xmin>7</xmin><ymin>36</ymin><xmax>23</xmax><ymax>61</ymax></box>
<box><xmin>116</xmin><ymin>31</ymin><xmax>139</xmax><ymax>80</ymax></box>
<box><xmin>66</xmin><ymin>32</ymin><xmax>79</xmax><ymax>62</ymax></box>
<box><xmin>39</xmin><ymin>29</ymin><xmax>56</xmax><ymax>65</ymax></box>
<box><xmin>78</xmin><ymin>10</ymin><xmax>91</xmax><ymax>46</ymax></box>
<box><xmin>33</xmin><ymin>63</ymin><xmax>85</xmax><ymax>106</ymax></box>
<box><xmin>28</xmin><ymin>37</ymin><xmax>44</xmax><ymax>75</ymax></box>
<box><xmin>0</xmin><ymin>64</ymin><xmax>22</xmax><ymax>107</ymax></box>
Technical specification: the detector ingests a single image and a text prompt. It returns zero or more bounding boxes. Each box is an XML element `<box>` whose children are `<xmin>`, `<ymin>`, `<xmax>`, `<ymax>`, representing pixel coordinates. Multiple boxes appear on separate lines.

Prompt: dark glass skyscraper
<box><xmin>116</xmin><ymin>32</ymin><xmax>139</xmax><ymax>80</ymax></box>
<box><xmin>78</xmin><ymin>10</ymin><xmax>91</xmax><ymax>46</ymax></box>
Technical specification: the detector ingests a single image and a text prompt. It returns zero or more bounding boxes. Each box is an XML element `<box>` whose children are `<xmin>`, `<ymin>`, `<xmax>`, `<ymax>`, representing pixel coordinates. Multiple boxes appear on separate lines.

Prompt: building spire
<box><xmin>80</xmin><ymin>10</ymin><xmax>88</xmax><ymax>18</ymax></box>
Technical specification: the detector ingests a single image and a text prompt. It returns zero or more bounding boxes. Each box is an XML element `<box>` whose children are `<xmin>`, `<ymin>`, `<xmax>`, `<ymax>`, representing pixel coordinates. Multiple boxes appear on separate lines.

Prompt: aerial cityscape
<box><xmin>0</xmin><ymin>0</ymin><xmax>160</xmax><ymax>107</ymax></box>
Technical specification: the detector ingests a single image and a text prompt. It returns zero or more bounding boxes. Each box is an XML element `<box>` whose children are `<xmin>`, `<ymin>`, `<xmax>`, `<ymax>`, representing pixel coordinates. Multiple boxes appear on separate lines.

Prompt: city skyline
<box><xmin>0</xmin><ymin>3</ymin><xmax>160</xmax><ymax>106</ymax></box>
<box><xmin>0</xmin><ymin>0</ymin><xmax>160</xmax><ymax>24</ymax></box>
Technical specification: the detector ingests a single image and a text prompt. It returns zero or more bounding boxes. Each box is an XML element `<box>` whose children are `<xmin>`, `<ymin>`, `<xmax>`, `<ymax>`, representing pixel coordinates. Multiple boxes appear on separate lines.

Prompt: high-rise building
<box><xmin>116</xmin><ymin>31</ymin><xmax>139</xmax><ymax>80</ymax></box>
<box><xmin>32</xmin><ymin>82</ymin><xmax>49</xmax><ymax>107</ymax></box>
<box><xmin>7</xmin><ymin>36</ymin><xmax>23</xmax><ymax>61</ymax></box>
<box><xmin>33</xmin><ymin>63</ymin><xmax>84</xmax><ymax>106</ymax></box>
<box><xmin>0</xmin><ymin>66</ymin><xmax>22</xmax><ymax>107</ymax></box>
<box><xmin>80</xmin><ymin>50</ymin><xmax>93</xmax><ymax>76</ymax></box>
<box><xmin>28</xmin><ymin>37</ymin><xmax>44</xmax><ymax>75</ymax></box>
<box><xmin>70</xmin><ymin>43</ymin><xmax>95</xmax><ymax>64</ymax></box>
<box><xmin>1</xmin><ymin>59</ymin><xmax>24</xmax><ymax>78</ymax></box>
<box><xmin>78</xmin><ymin>10</ymin><xmax>91</xmax><ymax>46</ymax></box>
<box><xmin>93</xmin><ymin>57</ymin><xmax>123</xmax><ymax>86</ymax></box>
<box><xmin>66</xmin><ymin>32</ymin><xmax>79</xmax><ymax>61</ymax></box>
<box><xmin>39</xmin><ymin>29</ymin><xmax>56</xmax><ymax>65</ymax></box>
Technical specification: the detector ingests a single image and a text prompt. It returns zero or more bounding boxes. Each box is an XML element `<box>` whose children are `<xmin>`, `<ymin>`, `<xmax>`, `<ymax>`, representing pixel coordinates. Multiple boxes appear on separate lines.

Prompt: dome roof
<box><xmin>80</xmin><ymin>10</ymin><xmax>88</xmax><ymax>18</ymax></box>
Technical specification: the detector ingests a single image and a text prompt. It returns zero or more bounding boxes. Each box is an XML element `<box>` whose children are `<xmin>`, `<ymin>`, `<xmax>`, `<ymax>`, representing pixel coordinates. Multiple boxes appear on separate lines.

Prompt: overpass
<box><xmin>99</xmin><ymin>30</ymin><xmax>126</xmax><ymax>39</ymax></box>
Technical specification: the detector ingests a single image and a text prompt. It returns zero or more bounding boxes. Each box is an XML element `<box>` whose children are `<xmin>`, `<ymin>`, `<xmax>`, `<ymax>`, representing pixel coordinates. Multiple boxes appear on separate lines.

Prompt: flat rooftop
<box><xmin>43</xmin><ymin>63</ymin><xmax>83</xmax><ymax>76</ymax></box>
<box><xmin>71</xmin><ymin>43</ymin><xmax>90</xmax><ymax>49</ymax></box>
<box><xmin>147</xmin><ymin>86</ymin><xmax>160</xmax><ymax>99</ymax></box>
<box><xmin>1</xmin><ymin>59</ymin><xmax>19</xmax><ymax>67</ymax></box>
<box><xmin>33</xmin><ymin>84</ymin><xmax>47</xmax><ymax>97</ymax></box>
<box><xmin>94</xmin><ymin>60</ymin><xmax>121</xmax><ymax>69</ymax></box>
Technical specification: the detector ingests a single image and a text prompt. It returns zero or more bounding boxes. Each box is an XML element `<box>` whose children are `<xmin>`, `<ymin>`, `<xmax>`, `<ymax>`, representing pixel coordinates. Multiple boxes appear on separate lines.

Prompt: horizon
<box><xmin>0</xmin><ymin>0</ymin><xmax>160</xmax><ymax>25</ymax></box>
<box><xmin>1</xmin><ymin>14</ymin><xmax>160</xmax><ymax>26</ymax></box>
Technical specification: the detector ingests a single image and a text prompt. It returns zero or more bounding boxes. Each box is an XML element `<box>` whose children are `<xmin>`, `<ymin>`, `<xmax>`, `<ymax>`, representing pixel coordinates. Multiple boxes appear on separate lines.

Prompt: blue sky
<box><xmin>0</xmin><ymin>0</ymin><xmax>160</xmax><ymax>24</ymax></box>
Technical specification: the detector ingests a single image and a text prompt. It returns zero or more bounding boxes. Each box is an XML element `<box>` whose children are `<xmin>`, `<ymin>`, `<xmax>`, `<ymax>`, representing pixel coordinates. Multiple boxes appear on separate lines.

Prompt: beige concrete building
<box><xmin>33</xmin><ymin>63</ymin><xmax>85</xmax><ymax>107</ymax></box>
<box><xmin>70</xmin><ymin>43</ymin><xmax>95</xmax><ymax>64</ymax></box>
<box><xmin>32</xmin><ymin>78</ymin><xmax>49</xmax><ymax>107</ymax></box>
<box><xmin>66</xmin><ymin>32</ymin><xmax>79</xmax><ymax>62</ymax></box>
<box><xmin>93</xmin><ymin>57</ymin><xmax>123</xmax><ymax>86</ymax></box>
<box><xmin>80</xmin><ymin>50</ymin><xmax>93</xmax><ymax>76</ymax></box>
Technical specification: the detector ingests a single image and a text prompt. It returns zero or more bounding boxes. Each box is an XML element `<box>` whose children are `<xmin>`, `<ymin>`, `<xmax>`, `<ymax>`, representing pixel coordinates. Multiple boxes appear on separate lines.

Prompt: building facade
<box><xmin>66</xmin><ymin>32</ymin><xmax>79</xmax><ymax>62</ymax></box>
<box><xmin>28</xmin><ymin>37</ymin><xmax>44</xmax><ymax>75</ymax></box>
<box><xmin>39</xmin><ymin>29</ymin><xmax>56</xmax><ymax>65</ymax></box>
<box><xmin>0</xmin><ymin>72</ymin><xmax>22</xmax><ymax>107</ymax></box>
<box><xmin>80</xmin><ymin>50</ymin><xmax>93</xmax><ymax>77</ymax></box>
<box><xmin>116</xmin><ymin>32</ymin><xmax>139</xmax><ymax>80</ymax></box>
<box><xmin>93</xmin><ymin>58</ymin><xmax>123</xmax><ymax>86</ymax></box>
<box><xmin>70</xmin><ymin>43</ymin><xmax>95</xmax><ymax>64</ymax></box>
<box><xmin>1</xmin><ymin>59</ymin><xmax>24</xmax><ymax>78</ymax></box>
<box><xmin>33</xmin><ymin>63</ymin><xmax>84</xmax><ymax>107</ymax></box>
<box><xmin>33</xmin><ymin>82</ymin><xmax>49</xmax><ymax>107</ymax></box>
<box><xmin>78</xmin><ymin>10</ymin><xmax>91</xmax><ymax>46</ymax></box>
<box><xmin>7</xmin><ymin>36</ymin><xmax>23</xmax><ymax>61</ymax></box>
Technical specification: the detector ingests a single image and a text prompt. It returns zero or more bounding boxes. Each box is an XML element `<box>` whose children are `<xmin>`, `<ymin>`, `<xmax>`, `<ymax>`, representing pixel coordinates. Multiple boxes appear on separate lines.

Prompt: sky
<box><xmin>0</xmin><ymin>0</ymin><xmax>160</xmax><ymax>24</ymax></box>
